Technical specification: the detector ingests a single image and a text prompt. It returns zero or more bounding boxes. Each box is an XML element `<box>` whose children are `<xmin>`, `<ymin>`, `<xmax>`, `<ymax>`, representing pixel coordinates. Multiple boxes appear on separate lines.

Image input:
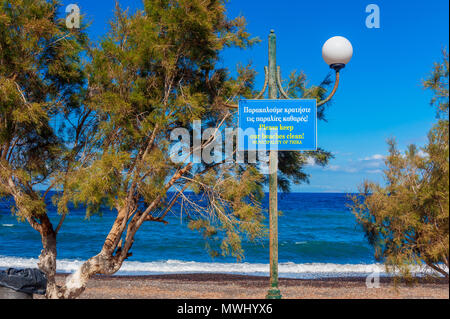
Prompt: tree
<box><xmin>349</xmin><ymin>50</ymin><xmax>449</xmax><ymax>278</ymax></box>
<box><xmin>2</xmin><ymin>0</ymin><xmax>336</xmax><ymax>299</ymax></box>
<box><xmin>0</xmin><ymin>0</ymin><xmax>91</xmax><ymax>297</ymax></box>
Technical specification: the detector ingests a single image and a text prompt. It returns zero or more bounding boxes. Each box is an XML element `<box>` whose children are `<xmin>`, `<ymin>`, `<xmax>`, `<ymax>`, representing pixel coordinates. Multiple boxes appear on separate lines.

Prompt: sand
<box><xmin>34</xmin><ymin>274</ymin><xmax>449</xmax><ymax>299</ymax></box>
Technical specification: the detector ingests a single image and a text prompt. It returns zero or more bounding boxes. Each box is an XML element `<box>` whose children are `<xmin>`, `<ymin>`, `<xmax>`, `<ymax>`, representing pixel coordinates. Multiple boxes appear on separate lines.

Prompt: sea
<box><xmin>0</xmin><ymin>192</ymin><xmax>389</xmax><ymax>279</ymax></box>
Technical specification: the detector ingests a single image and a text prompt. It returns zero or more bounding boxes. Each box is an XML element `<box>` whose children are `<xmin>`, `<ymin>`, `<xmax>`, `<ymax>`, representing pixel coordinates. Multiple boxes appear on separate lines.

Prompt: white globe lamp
<box><xmin>322</xmin><ymin>36</ymin><xmax>353</xmax><ymax>71</ymax></box>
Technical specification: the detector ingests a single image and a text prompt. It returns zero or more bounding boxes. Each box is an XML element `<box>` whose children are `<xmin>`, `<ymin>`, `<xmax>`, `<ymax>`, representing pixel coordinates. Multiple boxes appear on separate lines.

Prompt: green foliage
<box><xmin>0</xmin><ymin>0</ymin><xmax>87</xmax><ymax>220</ymax></box>
<box><xmin>349</xmin><ymin>51</ymin><xmax>449</xmax><ymax>278</ymax></box>
<box><xmin>286</xmin><ymin>70</ymin><xmax>332</xmax><ymax>121</ymax></box>
<box><xmin>61</xmin><ymin>150</ymin><xmax>131</xmax><ymax>217</ymax></box>
<box><xmin>277</xmin><ymin>148</ymin><xmax>333</xmax><ymax>192</ymax></box>
<box><xmin>274</xmin><ymin>70</ymin><xmax>335</xmax><ymax>192</ymax></box>
<box><xmin>61</xmin><ymin>0</ymin><xmax>265</xmax><ymax>260</ymax></box>
<box><xmin>186</xmin><ymin>165</ymin><xmax>266</xmax><ymax>260</ymax></box>
<box><xmin>423</xmin><ymin>49</ymin><xmax>449</xmax><ymax>119</ymax></box>
<box><xmin>1</xmin><ymin>0</ymin><xmax>338</xmax><ymax>265</ymax></box>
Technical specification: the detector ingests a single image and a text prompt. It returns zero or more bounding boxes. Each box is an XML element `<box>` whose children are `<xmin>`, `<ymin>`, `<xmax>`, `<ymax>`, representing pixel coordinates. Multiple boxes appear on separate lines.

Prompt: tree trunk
<box><xmin>39</xmin><ymin>243</ymin><xmax>124</xmax><ymax>299</ymax></box>
<box><xmin>37</xmin><ymin>218</ymin><xmax>59</xmax><ymax>298</ymax></box>
<box><xmin>45</xmin><ymin>208</ymin><xmax>131</xmax><ymax>299</ymax></box>
<box><xmin>34</xmin><ymin>214</ymin><xmax>121</xmax><ymax>299</ymax></box>
<box><xmin>56</xmin><ymin>251</ymin><xmax>121</xmax><ymax>299</ymax></box>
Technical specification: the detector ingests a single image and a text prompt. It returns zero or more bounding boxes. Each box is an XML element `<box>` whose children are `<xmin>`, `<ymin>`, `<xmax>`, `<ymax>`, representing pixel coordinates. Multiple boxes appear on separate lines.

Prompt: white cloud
<box><xmin>361</xmin><ymin>154</ymin><xmax>385</xmax><ymax>161</ymax></box>
<box><xmin>417</xmin><ymin>150</ymin><xmax>428</xmax><ymax>158</ymax></box>
<box><xmin>305</xmin><ymin>157</ymin><xmax>316</xmax><ymax>166</ymax></box>
<box><xmin>312</xmin><ymin>153</ymin><xmax>386</xmax><ymax>175</ymax></box>
<box><xmin>366</xmin><ymin>169</ymin><xmax>383</xmax><ymax>174</ymax></box>
<box><xmin>364</xmin><ymin>160</ymin><xmax>384</xmax><ymax>169</ymax></box>
<box><xmin>324</xmin><ymin>165</ymin><xmax>341</xmax><ymax>171</ymax></box>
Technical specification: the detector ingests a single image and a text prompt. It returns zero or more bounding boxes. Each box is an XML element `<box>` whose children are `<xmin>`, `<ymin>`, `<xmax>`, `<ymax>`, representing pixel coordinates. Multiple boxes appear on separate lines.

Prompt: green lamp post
<box><xmin>224</xmin><ymin>30</ymin><xmax>353</xmax><ymax>299</ymax></box>
<box><xmin>259</xmin><ymin>30</ymin><xmax>353</xmax><ymax>299</ymax></box>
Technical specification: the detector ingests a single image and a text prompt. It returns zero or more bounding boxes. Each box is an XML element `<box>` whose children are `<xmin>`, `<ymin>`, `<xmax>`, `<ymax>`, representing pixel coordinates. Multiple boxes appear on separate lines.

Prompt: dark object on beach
<box><xmin>0</xmin><ymin>268</ymin><xmax>47</xmax><ymax>298</ymax></box>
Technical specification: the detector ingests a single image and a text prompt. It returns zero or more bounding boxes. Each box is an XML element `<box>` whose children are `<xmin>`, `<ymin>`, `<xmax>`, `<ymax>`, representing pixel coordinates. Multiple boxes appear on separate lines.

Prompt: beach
<box><xmin>33</xmin><ymin>274</ymin><xmax>449</xmax><ymax>299</ymax></box>
<box><xmin>3</xmin><ymin>193</ymin><xmax>448</xmax><ymax>300</ymax></box>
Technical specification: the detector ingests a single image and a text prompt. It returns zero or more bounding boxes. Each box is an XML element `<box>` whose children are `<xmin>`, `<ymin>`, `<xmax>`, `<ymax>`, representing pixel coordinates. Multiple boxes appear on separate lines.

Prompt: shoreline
<box><xmin>60</xmin><ymin>273</ymin><xmax>449</xmax><ymax>284</ymax></box>
<box><xmin>32</xmin><ymin>273</ymin><xmax>448</xmax><ymax>299</ymax></box>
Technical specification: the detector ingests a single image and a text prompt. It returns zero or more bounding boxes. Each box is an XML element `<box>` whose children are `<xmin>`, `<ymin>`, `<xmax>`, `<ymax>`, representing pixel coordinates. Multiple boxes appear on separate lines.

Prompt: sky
<box><xmin>59</xmin><ymin>0</ymin><xmax>449</xmax><ymax>193</ymax></box>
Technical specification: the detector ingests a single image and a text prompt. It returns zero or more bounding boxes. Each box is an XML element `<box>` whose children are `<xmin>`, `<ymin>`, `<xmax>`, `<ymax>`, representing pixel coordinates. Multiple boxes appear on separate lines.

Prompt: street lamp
<box><xmin>322</xmin><ymin>36</ymin><xmax>354</xmax><ymax>70</ymax></box>
<box><xmin>225</xmin><ymin>30</ymin><xmax>352</xmax><ymax>299</ymax></box>
<box><xmin>262</xmin><ymin>31</ymin><xmax>352</xmax><ymax>299</ymax></box>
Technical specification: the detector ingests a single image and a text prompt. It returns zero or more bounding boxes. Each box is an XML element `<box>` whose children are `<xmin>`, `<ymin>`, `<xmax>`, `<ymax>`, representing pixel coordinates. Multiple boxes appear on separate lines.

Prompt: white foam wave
<box><xmin>0</xmin><ymin>256</ymin><xmax>444</xmax><ymax>279</ymax></box>
<box><xmin>1</xmin><ymin>224</ymin><xmax>14</xmax><ymax>227</ymax></box>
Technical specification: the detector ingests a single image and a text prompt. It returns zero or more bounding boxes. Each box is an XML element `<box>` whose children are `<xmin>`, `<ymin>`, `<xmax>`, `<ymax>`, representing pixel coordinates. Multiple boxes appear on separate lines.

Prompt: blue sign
<box><xmin>238</xmin><ymin>99</ymin><xmax>317</xmax><ymax>151</ymax></box>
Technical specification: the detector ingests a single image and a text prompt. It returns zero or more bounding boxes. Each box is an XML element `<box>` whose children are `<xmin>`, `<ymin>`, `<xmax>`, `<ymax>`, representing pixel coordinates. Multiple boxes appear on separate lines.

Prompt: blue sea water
<box><xmin>0</xmin><ymin>192</ymin><xmax>382</xmax><ymax>278</ymax></box>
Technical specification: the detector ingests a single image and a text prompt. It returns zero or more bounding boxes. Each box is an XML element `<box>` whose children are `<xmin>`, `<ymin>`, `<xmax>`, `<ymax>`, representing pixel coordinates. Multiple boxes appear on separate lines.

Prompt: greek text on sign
<box><xmin>238</xmin><ymin>99</ymin><xmax>317</xmax><ymax>151</ymax></box>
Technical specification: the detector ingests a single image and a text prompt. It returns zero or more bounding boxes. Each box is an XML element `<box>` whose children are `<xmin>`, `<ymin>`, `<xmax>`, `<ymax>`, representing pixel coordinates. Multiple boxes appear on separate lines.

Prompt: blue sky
<box><xmin>59</xmin><ymin>0</ymin><xmax>449</xmax><ymax>193</ymax></box>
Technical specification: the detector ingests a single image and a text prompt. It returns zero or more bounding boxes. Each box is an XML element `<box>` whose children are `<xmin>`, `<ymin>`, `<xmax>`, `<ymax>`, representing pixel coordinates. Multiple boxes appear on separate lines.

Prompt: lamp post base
<box><xmin>266</xmin><ymin>288</ymin><xmax>282</xmax><ymax>299</ymax></box>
